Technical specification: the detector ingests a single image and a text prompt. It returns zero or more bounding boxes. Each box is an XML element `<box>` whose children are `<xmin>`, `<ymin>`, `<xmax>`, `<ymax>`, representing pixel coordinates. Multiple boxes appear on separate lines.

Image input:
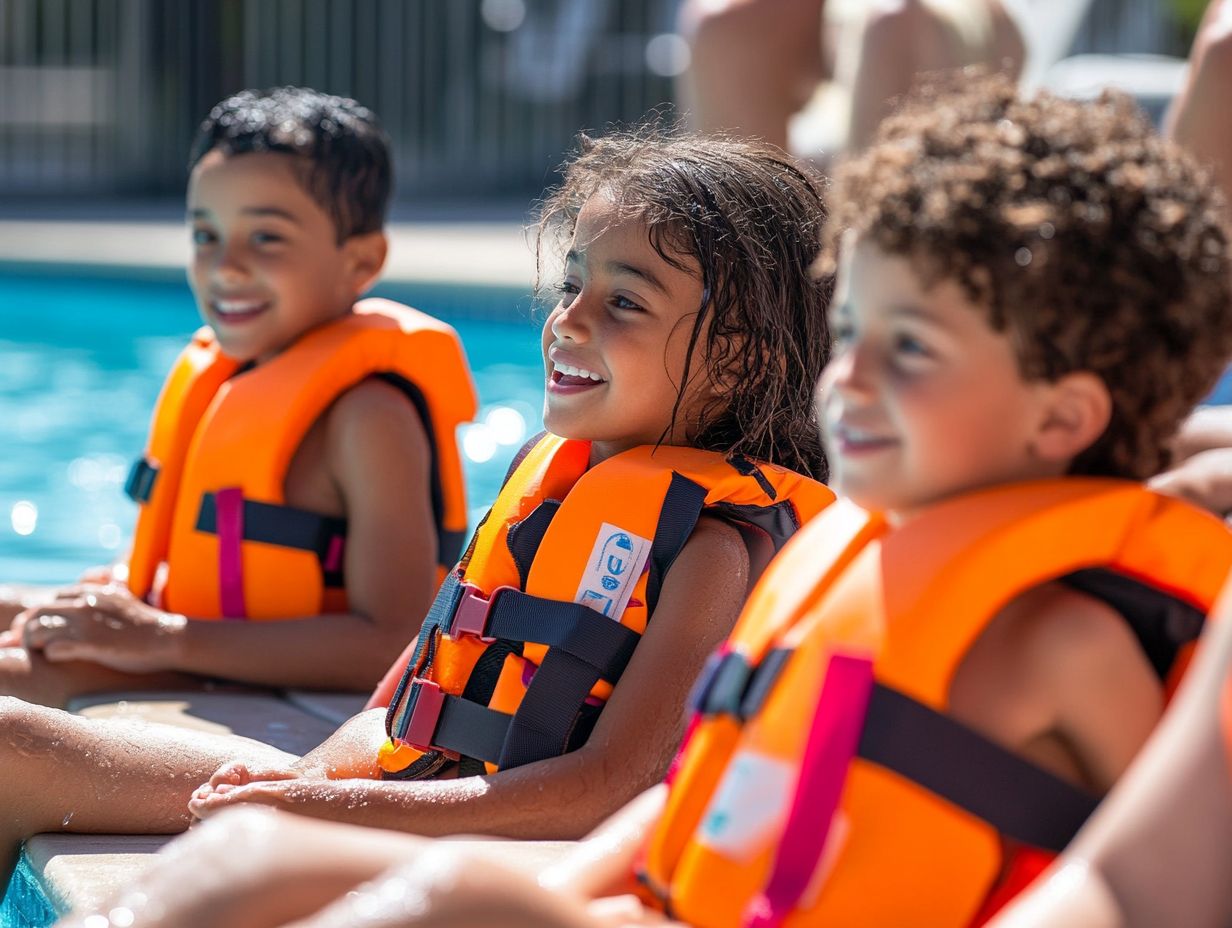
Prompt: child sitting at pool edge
<box><xmin>66</xmin><ymin>75</ymin><xmax>1232</xmax><ymax>928</ymax></box>
<box><xmin>0</xmin><ymin>86</ymin><xmax>475</xmax><ymax>708</ymax></box>
<box><xmin>0</xmin><ymin>127</ymin><xmax>832</xmax><ymax>888</ymax></box>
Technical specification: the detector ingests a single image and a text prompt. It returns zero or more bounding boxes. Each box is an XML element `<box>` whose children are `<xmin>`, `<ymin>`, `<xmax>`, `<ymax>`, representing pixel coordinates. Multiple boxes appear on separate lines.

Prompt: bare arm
<box><xmin>24</xmin><ymin>379</ymin><xmax>439</xmax><ymax>691</ymax></box>
<box><xmin>189</xmin><ymin>517</ymin><xmax>749</xmax><ymax>838</ymax></box>
<box><xmin>992</xmin><ymin>587</ymin><xmax>1232</xmax><ymax>928</ymax></box>
<box><xmin>1165</xmin><ymin>0</ymin><xmax>1232</xmax><ymax>204</ymax></box>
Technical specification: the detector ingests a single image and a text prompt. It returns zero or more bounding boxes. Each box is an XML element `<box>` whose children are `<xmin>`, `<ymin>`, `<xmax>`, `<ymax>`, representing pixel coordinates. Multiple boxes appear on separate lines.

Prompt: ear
<box><xmin>1030</xmin><ymin>371</ymin><xmax>1112</xmax><ymax>466</ymax></box>
<box><xmin>342</xmin><ymin>231</ymin><xmax>389</xmax><ymax>295</ymax></box>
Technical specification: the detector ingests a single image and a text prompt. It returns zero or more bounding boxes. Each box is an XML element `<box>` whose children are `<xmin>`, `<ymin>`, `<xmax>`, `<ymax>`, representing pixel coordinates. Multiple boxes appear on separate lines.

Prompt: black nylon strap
<box><xmin>506</xmin><ymin>501</ymin><xmax>560</xmax><ymax>588</ymax></box>
<box><xmin>693</xmin><ymin>651</ymin><xmax>752</xmax><ymax>717</ymax></box>
<box><xmin>428</xmin><ymin>692</ymin><xmax>514</xmax><ymax>765</ymax></box>
<box><xmin>645</xmin><ymin>473</ymin><xmax>708</xmax><ymax>617</ymax></box>
<box><xmin>385</xmin><ymin>572</ymin><xmax>464</xmax><ymax>739</ymax></box>
<box><xmin>485</xmin><ymin>590</ymin><xmax>641</xmax><ymax>683</ymax></box>
<box><xmin>857</xmin><ymin>683</ymin><xmax>1100</xmax><ymax>852</ymax></box>
<box><xmin>125</xmin><ymin>458</ymin><xmax>159</xmax><ymax>504</ymax></box>
<box><xmin>498</xmin><ymin>647</ymin><xmax>602</xmax><ymax>769</ymax></box>
<box><xmin>197</xmin><ymin>493</ymin><xmax>348</xmax><ymax>584</ymax></box>
<box><xmin>740</xmin><ymin>648</ymin><xmax>792</xmax><ymax>719</ymax></box>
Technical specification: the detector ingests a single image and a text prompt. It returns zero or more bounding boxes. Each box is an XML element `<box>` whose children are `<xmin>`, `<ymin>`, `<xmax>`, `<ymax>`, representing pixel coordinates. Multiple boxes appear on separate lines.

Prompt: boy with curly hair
<box><xmin>52</xmin><ymin>76</ymin><xmax>1232</xmax><ymax>928</ymax></box>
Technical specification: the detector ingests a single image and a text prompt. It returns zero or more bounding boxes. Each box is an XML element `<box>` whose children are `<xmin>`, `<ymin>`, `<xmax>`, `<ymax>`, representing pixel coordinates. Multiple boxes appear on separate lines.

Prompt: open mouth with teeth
<box><xmin>211</xmin><ymin>298</ymin><xmax>272</xmax><ymax>323</ymax></box>
<box><xmin>832</xmin><ymin>422</ymin><xmax>898</xmax><ymax>454</ymax></box>
<box><xmin>550</xmin><ymin>362</ymin><xmax>608</xmax><ymax>391</ymax></box>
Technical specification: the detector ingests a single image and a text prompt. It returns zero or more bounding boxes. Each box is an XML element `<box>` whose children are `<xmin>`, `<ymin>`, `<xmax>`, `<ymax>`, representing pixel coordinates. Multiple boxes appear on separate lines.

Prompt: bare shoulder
<box><xmin>957</xmin><ymin>581</ymin><xmax>1161</xmax><ymax>790</ymax></box>
<box><xmin>326</xmin><ymin>377</ymin><xmax>428</xmax><ymax>441</ymax></box>
<box><xmin>323</xmin><ymin>378</ymin><xmax>430</xmax><ymax>472</ymax></box>
<box><xmin>676</xmin><ymin>514</ymin><xmax>750</xmax><ymax>578</ymax></box>
<box><xmin>1006</xmin><ymin>583</ymin><xmax>1143</xmax><ymax>673</ymax></box>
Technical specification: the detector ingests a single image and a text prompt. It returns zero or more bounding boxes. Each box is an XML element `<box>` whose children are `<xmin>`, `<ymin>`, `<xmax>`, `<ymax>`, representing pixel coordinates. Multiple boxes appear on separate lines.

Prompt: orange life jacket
<box><xmin>124</xmin><ymin>298</ymin><xmax>476</xmax><ymax>620</ymax></box>
<box><xmin>639</xmin><ymin>479</ymin><xmax>1232</xmax><ymax>928</ymax></box>
<box><xmin>377</xmin><ymin>432</ymin><xmax>834</xmax><ymax>779</ymax></box>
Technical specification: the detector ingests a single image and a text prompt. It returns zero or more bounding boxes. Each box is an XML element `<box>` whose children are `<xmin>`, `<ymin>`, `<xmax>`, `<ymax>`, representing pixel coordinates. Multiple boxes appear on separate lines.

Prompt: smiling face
<box><xmin>187</xmin><ymin>149</ymin><xmax>382</xmax><ymax>363</ymax></box>
<box><xmin>541</xmin><ymin>194</ymin><xmax>711</xmax><ymax>463</ymax></box>
<box><xmin>818</xmin><ymin>238</ymin><xmax>1080</xmax><ymax>520</ymax></box>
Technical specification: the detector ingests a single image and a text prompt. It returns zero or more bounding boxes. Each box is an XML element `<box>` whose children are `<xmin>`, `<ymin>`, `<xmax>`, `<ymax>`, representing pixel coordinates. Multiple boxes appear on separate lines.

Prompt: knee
<box><xmin>0</xmin><ymin>696</ymin><xmax>57</xmax><ymax>752</ymax></box>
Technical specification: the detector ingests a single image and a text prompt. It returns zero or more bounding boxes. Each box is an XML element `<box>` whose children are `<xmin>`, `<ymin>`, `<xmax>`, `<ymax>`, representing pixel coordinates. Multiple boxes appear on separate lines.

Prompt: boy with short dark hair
<box><xmin>0</xmin><ymin>86</ymin><xmax>475</xmax><ymax>707</ymax></box>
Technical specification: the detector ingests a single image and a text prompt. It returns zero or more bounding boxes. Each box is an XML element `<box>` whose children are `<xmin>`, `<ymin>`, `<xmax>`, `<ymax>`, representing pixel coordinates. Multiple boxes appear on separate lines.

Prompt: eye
<box><xmin>893</xmin><ymin>332</ymin><xmax>931</xmax><ymax>358</ymax></box>
<box><xmin>611</xmin><ymin>294</ymin><xmax>644</xmax><ymax>312</ymax></box>
<box><xmin>252</xmin><ymin>231</ymin><xmax>285</xmax><ymax>246</ymax></box>
<box><xmin>830</xmin><ymin>319</ymin><xmax>855</xmax><ymax>345</ymax></box>
<box><xmin>555</xmin><ymin>280</ymin><xmax>581</xmax><ymax>306</ymax></box>
<box><xmin>191</xmin><ymin>227</ymin><xmax>217</xmax><ymax>247</ymax></box>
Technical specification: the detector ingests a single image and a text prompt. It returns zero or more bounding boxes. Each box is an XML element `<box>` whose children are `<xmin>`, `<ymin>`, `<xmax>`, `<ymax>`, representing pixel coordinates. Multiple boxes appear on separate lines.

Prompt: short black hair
<box><xmin>189</xmin><ymin>86</ymin><xmax>392</xmax><ymax>241</ymax></box>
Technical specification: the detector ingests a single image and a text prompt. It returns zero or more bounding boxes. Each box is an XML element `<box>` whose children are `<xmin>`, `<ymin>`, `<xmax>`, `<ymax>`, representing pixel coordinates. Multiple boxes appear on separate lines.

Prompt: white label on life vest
<box><xmin>696</xmin><ymin>750</ymin><xmax>796</xmax><ymax>862</ymax></box>
<box><xmin>574</xmin><ymin>522</ymin><xmax>652</xmax><ymax>620</ymax></box>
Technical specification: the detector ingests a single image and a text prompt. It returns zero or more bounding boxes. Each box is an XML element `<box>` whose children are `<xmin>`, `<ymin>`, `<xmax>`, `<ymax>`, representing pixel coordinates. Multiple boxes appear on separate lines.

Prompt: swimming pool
<box><xmin>0</xmin><ymin>267</ymin><xmax>546</xmax><ymax>585</ymax></box>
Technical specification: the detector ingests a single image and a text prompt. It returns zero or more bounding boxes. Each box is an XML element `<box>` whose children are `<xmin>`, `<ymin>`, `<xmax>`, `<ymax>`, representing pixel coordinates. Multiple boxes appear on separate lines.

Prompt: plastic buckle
<box><xmin>448</xmin><ymin>583</ymin><xmax>513</xmax><ymax>642</ymax></box>
<box><xmin>403</xmin><ymin>679</ymin><xmax>445</xmax><ymax>750</ymax></box>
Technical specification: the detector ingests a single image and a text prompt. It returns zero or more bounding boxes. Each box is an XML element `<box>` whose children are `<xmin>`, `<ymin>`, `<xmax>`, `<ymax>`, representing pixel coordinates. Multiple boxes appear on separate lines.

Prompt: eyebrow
<box><xmin>565</xmin><ymin>249</ymin><xmax>669</xmax><ymax>295</ymax></box>
<box><xmin>885</xmin><ymin>303</ymin><xmax>948</xmax><ymax>326</ymax></box>
<box><xmin>188</xmin><ymin>206</ymin><xmax>301</xmax><ymax>224</ymax></box>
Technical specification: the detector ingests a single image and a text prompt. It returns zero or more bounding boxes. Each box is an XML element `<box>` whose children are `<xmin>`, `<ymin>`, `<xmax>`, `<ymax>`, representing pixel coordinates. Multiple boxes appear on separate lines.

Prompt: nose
<box><xmin>209</xmin><ymin>240</ymin><xmax>251</xmax><ymax>286</ymax></box>
<box><xmin>549</xmin><ymin>292</ymin><xmax>592</xmax><ymax>344</ymax></box>
<box><xmin>823</xmin><ymin>337</ymin><xmax>877</xmax><ymax>401</ymax></box>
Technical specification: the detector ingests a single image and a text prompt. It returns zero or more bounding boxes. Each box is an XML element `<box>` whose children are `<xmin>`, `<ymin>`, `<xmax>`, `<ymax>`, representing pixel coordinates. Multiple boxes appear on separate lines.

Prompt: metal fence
<box><xmin>0</xmin><ymin>0</ymin><xmax>1193</xmax><ymax>203</ymax></box>
<box><xmin>0</xmin><ymin>0</ymin><xmax>680</xmax><ymax>200</ymax></box>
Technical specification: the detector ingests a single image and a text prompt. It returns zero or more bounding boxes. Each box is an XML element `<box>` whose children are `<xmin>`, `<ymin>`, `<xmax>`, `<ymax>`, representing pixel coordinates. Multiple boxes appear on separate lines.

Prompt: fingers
<box><xmin>189</xmin><ymin>781</ymin><xmax>289</xmax><ymax>820</ymax></box>
<box><xmin>209</xmin><ymin>761</ymin><xmax>298</xmax><ymax>789</ymax></box>
<box><xmin>20</xmin><ymin>606</ymin><xmax>89</xmax><ymax>651</ymax></box>
<box><xmin>190</xmin><ymin>764</ymin><xmax>301</xmax><ymax>818</ymax></box>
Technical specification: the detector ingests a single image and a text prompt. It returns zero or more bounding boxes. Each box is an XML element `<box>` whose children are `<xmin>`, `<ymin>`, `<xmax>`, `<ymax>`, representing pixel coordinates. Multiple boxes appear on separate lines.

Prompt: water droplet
<box><xmin>1014</xmin><ymin>247</ymin><xmax>1033</xmax><ymax>267</ymax></box>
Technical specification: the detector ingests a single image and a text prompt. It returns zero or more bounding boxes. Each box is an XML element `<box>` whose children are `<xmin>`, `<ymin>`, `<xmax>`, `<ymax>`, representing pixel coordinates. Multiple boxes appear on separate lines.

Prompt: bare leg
<box><xmin>55</xmin><ymin>787</ymin><xmax>666</xmax><ymax>928</ymax></box>
<box><xmin>0</xmin><ymin>646</ymin><xmax>202</xmax><ymax>708</ymax></box>
<box><xmin>0</xmin><ymin>697</ymin><xmax>296</xmax><ymax>886</ymax></box>
<box><xmin>677</xmin><ymin>0</ymin><xmax>828</xmax><ymax>148</ymax></box>
<box><xmin>53</xmin><ymin>809</ymin><xmax>584</xmax><ymax>928</ymax></box>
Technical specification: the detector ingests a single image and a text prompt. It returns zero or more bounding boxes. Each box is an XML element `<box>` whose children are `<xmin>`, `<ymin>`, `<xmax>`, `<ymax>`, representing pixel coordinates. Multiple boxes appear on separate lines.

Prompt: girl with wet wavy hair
<box><xmin>536</xmin><ymin>128</ymin><xmax>832</xmax><ymax>481</ymax></box>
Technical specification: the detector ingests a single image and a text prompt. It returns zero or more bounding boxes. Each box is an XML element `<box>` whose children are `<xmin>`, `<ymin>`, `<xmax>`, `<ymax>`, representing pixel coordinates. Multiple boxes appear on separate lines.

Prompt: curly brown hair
<box><xmin>822</xmin><ymin>74</ymin><xmax>1232</xmax><ymax>479</ymax></box>
<box><xmin>537</xmin><ymin>128</ymin><xmax>833</xmax><ymax>481</ymax></box>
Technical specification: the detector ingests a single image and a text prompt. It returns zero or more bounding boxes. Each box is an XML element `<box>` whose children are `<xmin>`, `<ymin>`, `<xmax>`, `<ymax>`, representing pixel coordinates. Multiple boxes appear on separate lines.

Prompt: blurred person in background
<box><xmin>676</xmin><ymin>0</ymin><xmax>1025</xmax><ymax>160</ymax></box>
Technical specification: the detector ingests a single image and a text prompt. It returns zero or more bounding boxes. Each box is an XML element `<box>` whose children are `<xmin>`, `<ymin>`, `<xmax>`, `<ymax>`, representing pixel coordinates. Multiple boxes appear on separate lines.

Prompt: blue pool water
<box><xmin>0</xmin><ymin>268</ymin><xmax>546</xmax><ymax>584</ymax></box>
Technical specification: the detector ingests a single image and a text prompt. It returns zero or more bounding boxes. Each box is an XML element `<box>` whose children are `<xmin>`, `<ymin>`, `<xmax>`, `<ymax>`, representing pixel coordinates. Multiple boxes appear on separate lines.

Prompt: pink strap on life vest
<box><xmin>215</xmin><ymin>487</ymin><xmax>248</xmax><ymax>620</ymax></box>
<box><xmin>742</xmin><ymin>651</ymin><xmax>875</xmax><ymax>928</ymax></box>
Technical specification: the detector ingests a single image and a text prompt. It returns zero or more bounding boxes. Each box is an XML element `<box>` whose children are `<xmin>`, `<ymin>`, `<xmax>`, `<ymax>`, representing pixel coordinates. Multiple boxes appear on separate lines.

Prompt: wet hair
<box><xmin>537</xmin><ymin>128</ymin><xmax>832</xmax><ymax>481</ymax></box>
<box><xmin>821</xmin><ymin>74</ymin><xmax>1232</xmax><ymax>479</ymax></box>
<box><xmin>189</xmin><ymin>86</ymin><xmax>392</xmax><ymax>242</ymax></box>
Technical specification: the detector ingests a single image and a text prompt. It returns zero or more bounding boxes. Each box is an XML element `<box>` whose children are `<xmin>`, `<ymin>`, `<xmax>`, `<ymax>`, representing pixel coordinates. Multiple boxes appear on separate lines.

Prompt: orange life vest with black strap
<box><xmin>124</xmin><ymin>298</ymin><xmax>476</xmax><ymax>620</ymax></box>
<box><xmin>377</xmin><ymin>431</ymin><xmax>834</xmax><ymax>779</ymax></box>
<box><xmin>639</xmin><ymin>479</ymin><xmax>1232</xmax><ymax>928</ymax></box>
